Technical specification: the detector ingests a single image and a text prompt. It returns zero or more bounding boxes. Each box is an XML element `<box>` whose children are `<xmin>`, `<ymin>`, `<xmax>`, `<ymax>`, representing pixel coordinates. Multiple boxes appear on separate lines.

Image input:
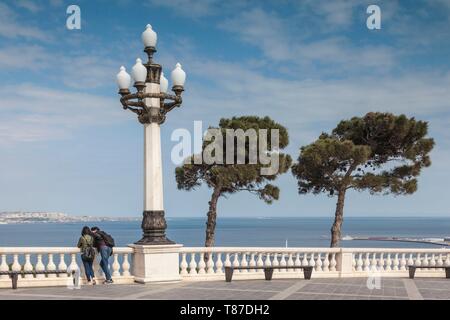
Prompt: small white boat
<box><xmin>342</xmin><ymin>235</ymin><xmax>353</xmax><ymax>241</ymax></box>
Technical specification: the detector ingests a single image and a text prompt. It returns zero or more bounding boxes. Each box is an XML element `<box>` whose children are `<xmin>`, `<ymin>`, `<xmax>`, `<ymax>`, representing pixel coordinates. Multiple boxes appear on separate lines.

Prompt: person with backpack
<box><xmin>90</xmin><ymin>226</ymin><xmax>114</xmax><ymax>284</ymax></box>
<box><xmin>77</xmin><ymin>226</ymin><xmax>96</xmax><ymax>285</ymax></box>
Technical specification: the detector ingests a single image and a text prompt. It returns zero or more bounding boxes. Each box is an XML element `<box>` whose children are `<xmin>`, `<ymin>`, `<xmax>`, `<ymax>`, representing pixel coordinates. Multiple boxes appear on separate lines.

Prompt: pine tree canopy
<box><xmin>292</xmin><ymin>112</ymin><xmax>435</xmax><ymax>196</ymax></box>
<box><xmin>175</xmin><ymin>116</ymin><xmax>292</xmax><ymax>204</ymax></box>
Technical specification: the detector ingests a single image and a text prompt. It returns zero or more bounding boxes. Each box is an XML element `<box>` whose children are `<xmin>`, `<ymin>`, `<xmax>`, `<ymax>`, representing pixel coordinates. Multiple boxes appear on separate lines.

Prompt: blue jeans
<box><xmin>99</xmin><ymin>246</ymin><xmax>112</xmax><ymax>280</ymax></box>
<box><xmin>82</xmin><ymin>257</ymin><xmax>94</xmax><ymax>281</ymax></box>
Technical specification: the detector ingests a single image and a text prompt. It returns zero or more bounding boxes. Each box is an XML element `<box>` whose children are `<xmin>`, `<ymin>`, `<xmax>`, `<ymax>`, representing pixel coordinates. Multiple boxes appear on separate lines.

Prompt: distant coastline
<box><xmin>0</xmin><ymin>212</ymin><xmax>139</xmax><ymax>224</ymax></box>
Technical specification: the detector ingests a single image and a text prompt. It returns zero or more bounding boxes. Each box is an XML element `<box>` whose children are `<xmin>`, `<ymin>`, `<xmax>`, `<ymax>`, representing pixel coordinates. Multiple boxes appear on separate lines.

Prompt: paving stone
<box><xmin>0</xmin><ymin>277</ymin><xmax>449</xmax><ymax>300</ymax></box>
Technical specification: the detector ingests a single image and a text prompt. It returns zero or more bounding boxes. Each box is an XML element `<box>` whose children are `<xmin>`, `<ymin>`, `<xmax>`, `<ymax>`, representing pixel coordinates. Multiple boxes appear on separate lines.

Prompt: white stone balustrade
<box><xmin>1</xmin><ymin>246</ymin><xmax>449</xmax><ymax>288</ymax></box>
<box><xmin>179</xmin><ymin>247</ymin><xmax>450</xmax><ymax>281</ymax></box>
<box><xmin>179</xmin><ymin>247</ymin><xmax>341</xmax><ymax>281</ymax></box>
<box><xmin>0</xmin><ymin>247</ymin><xmax>134</xmax><ymax>288</ymax></box>
<box><xmin>350</xmin><ymin>248</ymin><xmax>450</xmax><ymax>277</ymax></box>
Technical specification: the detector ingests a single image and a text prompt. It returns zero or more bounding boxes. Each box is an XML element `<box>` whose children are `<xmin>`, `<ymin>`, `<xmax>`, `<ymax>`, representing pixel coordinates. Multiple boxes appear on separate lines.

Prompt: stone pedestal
<box><xmin>338</xmin><ymin>250</ymin><xmax>354</xmax><ymax>278</ymax></box>
<box><xmin>130</xmin><ymin>244</ymin><xmax>182</xmax><ymax>283</ymax></box>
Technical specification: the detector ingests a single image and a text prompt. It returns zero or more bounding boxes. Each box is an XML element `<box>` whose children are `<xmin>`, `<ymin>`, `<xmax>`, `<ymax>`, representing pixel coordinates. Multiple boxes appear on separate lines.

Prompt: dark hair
<box><xmin>81</xmin><ymin>226</ymin><xmax>91</xmax><ymax>236</ymax></box>
<box><xmin>91</xmin><ymin>226</ymin><xmax>100</xmax><ymax>232</ymax></box>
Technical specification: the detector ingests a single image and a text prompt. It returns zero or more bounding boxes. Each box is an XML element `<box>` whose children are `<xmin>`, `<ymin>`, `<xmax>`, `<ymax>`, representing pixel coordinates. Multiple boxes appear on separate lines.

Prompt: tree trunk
<box><xmin>330</xmin><ymin>188</ymin><xmax>346</xmax><ymax>247</ymax></box>
<box><xmin>205</xmin><ymin>187</ymin><xmax>221</xmax><ymax>248</ymax></box>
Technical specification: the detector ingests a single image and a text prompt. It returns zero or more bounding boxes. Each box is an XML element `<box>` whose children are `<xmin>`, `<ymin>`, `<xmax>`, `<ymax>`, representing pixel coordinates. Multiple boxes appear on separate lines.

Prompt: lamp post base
<box><xmin>135</xmin><ymin>210</ymin><xmax>175</xmax><ymax>245</ymax></box>
<box><xmin>130</xmin><ymin>243</ymin><xmax>183</xmax><ymax>283</ymax></box>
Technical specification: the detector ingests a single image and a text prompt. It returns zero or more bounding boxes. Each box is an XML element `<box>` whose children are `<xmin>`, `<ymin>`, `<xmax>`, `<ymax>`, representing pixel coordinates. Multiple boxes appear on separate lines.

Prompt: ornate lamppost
<box><xmin>116</xmin><ymin>24</ymin><xmax>186</xmax><ymax>245</ymax></box>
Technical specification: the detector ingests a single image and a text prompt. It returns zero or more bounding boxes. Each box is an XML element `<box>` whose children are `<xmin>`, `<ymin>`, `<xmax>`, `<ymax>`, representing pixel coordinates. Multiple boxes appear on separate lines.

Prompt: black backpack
<box><xmin>81</xmin><ymin>236</ymin><xmax>96</xmax><ymax>261</ymax></box>
<box><xmin>99</xmin><ymin>231</ymin><xmax>115</xmax><ymax>248</ymax></box>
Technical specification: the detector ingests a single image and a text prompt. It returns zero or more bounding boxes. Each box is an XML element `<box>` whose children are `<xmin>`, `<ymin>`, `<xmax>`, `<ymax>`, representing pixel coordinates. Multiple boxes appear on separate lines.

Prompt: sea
<box><xmin>0</xmin><ymin>217</ymin><xmax>449</xmax><ymax>248</ymax></box>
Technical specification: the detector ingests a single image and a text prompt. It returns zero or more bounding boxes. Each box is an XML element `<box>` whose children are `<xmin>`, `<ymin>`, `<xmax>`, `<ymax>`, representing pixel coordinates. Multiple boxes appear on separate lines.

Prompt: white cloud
<box><xmin>219</xmin><ymin>8</ymin><xmax>396</xmax><ymax>75</ymax></box>
<box><xmin>0</xmin><ymin>84</ymin><xmax>123</xmax><ymax>144</ymax></box>
<box><xmin>146</xmin><ymin>0</ymin><xmax>249</xmax><ymax>18</ymax></box>
<box><xmin>0</xmin><ymin>45</ymin><xmax>51</xmax><ymax>70</ymax></box>
<box><xmin>15</xmin><ymin>0</ymin><xmax>42</xmax><ymax>13</ymax></box>
<box><xmin>0</xmin><ymin>3</ymin><xmax>50</xmax><ymax>41</ymax></box>
<box><xmin>0</xmin><ymin>44</ymin><xmax>122</xmax><ymax>89</ymax></box>
<box><xmin>176</xmin><ymin>53</ymin><xmax>450</xmax><ymax>151</ymax></box>
<box><xmin>299</xmin><ymin>0</ymin><xmax>361</xmax><ymax>30</ymax></box>
<box><xmin>60</xmin><ymin>56</ymin><xmax>120</xmax><ymax>90</ymax></box>
<box><xmin>147</xmin><ymin>0</ymin><xmax>221</xmax><ymax>18</ymax></box>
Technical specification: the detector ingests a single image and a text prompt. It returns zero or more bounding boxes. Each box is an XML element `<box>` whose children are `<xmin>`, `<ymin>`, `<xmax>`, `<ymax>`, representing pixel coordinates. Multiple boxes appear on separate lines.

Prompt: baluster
<box><xmin>374</xmin><ymin>253</ymin><xmax>381</xmax><ymax>272</ymax></box>
<box><xmin>215</xmin><ymin>253</ymin><xmax>223</xmax><ymax>274</ymax></box>
<box><xmin>264</xmin><ymin>253</ymin><xmax>272</xmax><ymax>268</ymax></box>
<box><xmin>437</xmin><ymin>253</ymin><xmax>444</xmax><ymax>269</ymax></box>
<box><xmin>322</xmin><ymin>253</ymin><xmax>330</xmax><ymax>272</ymax></box>
<box><xmin>330</xmin><ymin>253</ymin><xmax>337</xmax><ymax>272</ymax></box>
<box><xmin>240</xmin><ymin>253</ymin><xmax>248</xmax><ymax>273</ymax></box>
<box><xmin>206</xmin><ymin>253</ymin><xmax>215</xmax><ymax>274</ymax></box>
<box><xmin>58</xmin><ymin>254</ymin><xmax>68</xmax><ymax>277</ymax></box>
<box><xmin>278</xmin><ymin>253</ymin><xmax>286</xmax><ymax>272</ymax></box>
<box><xmin>385</xmin><ymin>253</ymin><xmax>392</xmax><ymax>271</ymax></box>
<box><xmin>198</xmin><ymin>253</ymin><xmax>206</xmax><ymax>274</ymax></box>
<box><xmin>422</xmin><ymin>254</ymin><xmax>429</xmax><ymax>269</ymax></box>
<box><xmin>248</xmin><ymin>253</ymin><xmax>256</xmax><ymax>272</ymax></box>
<box><xmin>287</xmin><ymin>253</ymin><xmax>295</xmax><ymax>271</ymax></box>
<box><xmin>272</xmin><ymin>253</ymin><xmax>279</xmax><ymax>272</ymax></box>
<box><xmin>68</xmin><ymin>253</ymin><xmax>80</xmax><ymax>282</ymax></box>
<box><xmin>180</xmin><ymin>253</ymin><xmax>188</xmax><ymax>275</ymax></box>
<box><xmin>315</xmin><ymin>253</ymin><xmax>322</xmax><ymax>272</ymax></box>
<box><xmin>11</xmin><ymin>254</ymin><xmax>21</xmax><ymax>282</ymax></box>
<box><xmin>35</xmin><ymin>254</ymin><xmax>45</xmax><ymax>278</ymax></box>
<box><xmin>363</xmin><ymin>253</ymin><xmax>370</xmax><ymax>272</ymax></box>
<box><xmin>415</xmin><ymin>253</ymin><xmax>422</xmax><ymax>267</ymax></box>
<box><xmin>189</xmin><ymin>253</ymin><xmax>198</xmax><ymax>275</ymax></box>
<box><xmin>255</xmin><ymin>253</ymin><xmax>263</xmax><ymax>273</ymax></box>
<box><xmin>309</xmin><ymin>253</ymin><xmax>315</xmax><ymax>269</ymax></box>
<box><xmin>0</xmin><ymin>254</ymin><xmax>9</xmax><ymax>279</ymax></box>
<box><xmin>23</xmin><ymin>254</ymin><xmax>33</xmax><ymax>279</ymax></box>
<box><xmin>356</xmin><ymin>253</ymin><xmax>363</xmax><ymax>271</ymax></box>
<box><xmin>224</xmin><ymin>253</ymin><xmax>232</xmax><ymax>267</ymax></box>
<box><xmin>122</xmin><ymin>253</ymin><xmax>131</xmax><ymax>276</ymax></box>
<box><xmin>370</xmin><ymin>253</ymin><xmax>377</xmax><ymax>271</ymax></box>
<box><xmin>46</xmin><ymin>254</ymin><xmax>57</xmax><ymax>278</ymax></box>
<box><xmin>400</xmin><ymin>253</ymin><xmax>407</xmax><ymax>271</ymax></box>
<box><xmin>407</xmin><ymin>253</ymin><xmax>414</xmax><ymax>267</ymax></box>
<box><xmin>232</xmin><ymin>253</ymin><xmax>240</xmax><ymax>274</ymax></box>
<box><xmin>301</xmin><ymin>253</ymin><xmax>308</xmax><ymax>267</ymax></box>
<box><xmin>12</xmin><ymin>254</ymin><xmax>21</xmax><ymax>272</ymax></box>
<box><xmin>294</xmin><ymin>253</ymin><xmax>301</xmax><ymax>271</ymax></box>
<box><xmin>445</xmin><ymin>254</ymin><xmax>450</xmax><ymax>267</ymax></box>
<box><xmin>112</xmin><ymin>253</ymin><xmax>120</xmax><ymax>277</ymax></box>
<box><xmin>392</xmin><ymin>253</ymin><xmax>399</xmax><ymax>271</ymax></box>
<box><xmin>429</xmin><ymin>254</ymin><xmax>436</xmax><ymax>268</ymax></box>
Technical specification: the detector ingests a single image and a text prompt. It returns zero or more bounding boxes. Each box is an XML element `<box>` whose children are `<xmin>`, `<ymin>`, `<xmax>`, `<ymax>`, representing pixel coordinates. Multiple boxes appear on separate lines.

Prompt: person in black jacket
<box><xmin>91</xmin><ymin>226</ymin><xmax>113</xmax><ymax>284</ymax></box>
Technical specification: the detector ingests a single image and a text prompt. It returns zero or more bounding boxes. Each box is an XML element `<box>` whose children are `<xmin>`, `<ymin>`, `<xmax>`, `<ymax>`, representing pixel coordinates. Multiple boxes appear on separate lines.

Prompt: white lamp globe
<box><xmin>171</xmin><ymin>62</ymin><xmax>186</xmax><ymax>87</ymax></box>
<box><xmin>116</xmin><ymin>66</ymin><xmax>131</xmax><ymax>89</ymax></box>
<box><xmin>160</xmin><ymin>72</ymin><xmax>169</xmax><ymax>93</ymax></box>
<box><xmin>142</xmin><ymin>24</ymin><xmax>157</xmax><ymax>48</ymax></box>
<box><xmin>131</xmin><ymin>58</ymin><xmax>147</xmax><ymax>83</ymax></box>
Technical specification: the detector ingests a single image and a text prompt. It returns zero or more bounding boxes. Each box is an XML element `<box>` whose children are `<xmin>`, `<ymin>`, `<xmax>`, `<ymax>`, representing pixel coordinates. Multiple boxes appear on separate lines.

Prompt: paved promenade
<box><xmin>0</xmin><ymin>278</ymin><xmax>449</xmax><ymax>300</ymax></box>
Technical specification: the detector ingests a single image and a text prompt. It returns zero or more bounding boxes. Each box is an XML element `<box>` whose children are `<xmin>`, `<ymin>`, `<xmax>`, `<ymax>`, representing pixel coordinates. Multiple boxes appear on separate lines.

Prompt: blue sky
<box><xmin>0</xmin><ymin>0</ymin><xmax>449</xmax><ymax>218</ymax></box>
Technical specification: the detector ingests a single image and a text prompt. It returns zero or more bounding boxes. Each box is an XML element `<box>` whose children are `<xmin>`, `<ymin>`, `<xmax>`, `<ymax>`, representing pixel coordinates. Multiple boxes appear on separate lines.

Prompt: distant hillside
<box><xmin>0</xmin><ymin>212</ymin><xmax>139</xmax><ymax>224</ymax></box>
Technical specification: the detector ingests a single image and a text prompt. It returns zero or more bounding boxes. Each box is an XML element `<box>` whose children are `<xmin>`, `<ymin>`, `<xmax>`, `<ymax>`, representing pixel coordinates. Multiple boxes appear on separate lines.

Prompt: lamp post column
<box><xmin>117</xmin><ymin>24</ymin><xmax>186</xmax><ymax>282</ymax></box>
<box><xmin>136</xmin><ymin>82</ymin><xmax>175</xmax><ymax>245</ymax></box>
